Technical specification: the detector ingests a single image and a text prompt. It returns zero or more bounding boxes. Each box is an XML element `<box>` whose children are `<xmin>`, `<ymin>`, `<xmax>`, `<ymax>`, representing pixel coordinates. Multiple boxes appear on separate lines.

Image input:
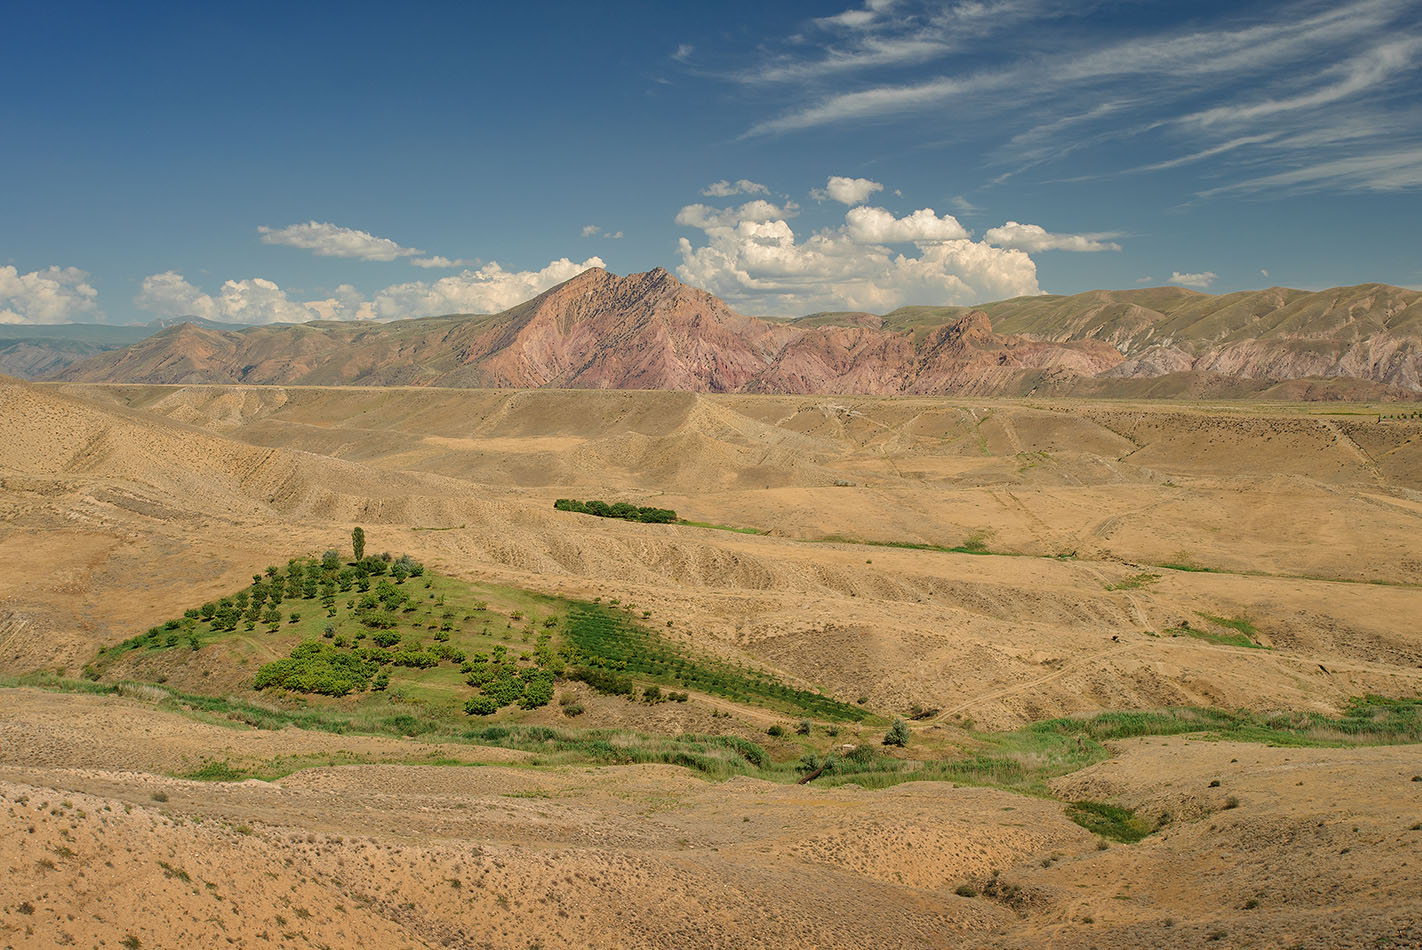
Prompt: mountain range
<box><xmin>0</xmin><ymin>316</ymin><xmax>237</xmax><ymax>380</ymax></box>
<box><xmin>42</xmin><ymin>267</ymin><xmax>1422</xmax><ymax>399</ymax></box>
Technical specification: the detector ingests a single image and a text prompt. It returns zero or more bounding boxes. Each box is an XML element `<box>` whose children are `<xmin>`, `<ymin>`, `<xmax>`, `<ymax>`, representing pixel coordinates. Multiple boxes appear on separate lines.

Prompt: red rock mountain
<box><xmin>51</xmin><ymin>267</ymin><xmax>1422</xmax><ymax>399</ymax></box>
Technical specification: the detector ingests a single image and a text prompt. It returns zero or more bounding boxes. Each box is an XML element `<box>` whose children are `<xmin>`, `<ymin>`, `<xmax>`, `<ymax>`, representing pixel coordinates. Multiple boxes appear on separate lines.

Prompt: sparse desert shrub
<box><xmin>1065</xmin><ymin>801</ymin><xmax>1153</xmax><ymax>843</ymax></box>
<box><xmin>188</xmin><ymin>760</ymin><xmax>244</xmax><ymax>781</ymax></box>
<box><xmin>796</xmin><ymin>719</ymin><xmax>812</xmax><ymax>735</ymax></box>
<box><xmin>767</xmin><ymin>724</ymin><xmax>785</xmax><ymax>737</ymax></box>
<box><xmin>561</xmin><ymin>702</ymin><xmax>584</xmax><ymax>717</ymax></box>
<box><xmin>954</xmin><ymin>884</ymin><xmax>977</xmax><ymax>898</ymax></box>
<box><xmin>883</xmin><ymin>718</ymin><xmax>911</xmax><ymax>747</ymax></box>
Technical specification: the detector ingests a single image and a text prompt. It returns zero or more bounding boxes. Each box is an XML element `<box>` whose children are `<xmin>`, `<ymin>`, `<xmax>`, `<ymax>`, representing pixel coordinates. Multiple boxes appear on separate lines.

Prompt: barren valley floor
<box><xmin>1</xmin><ymin>379</ymin><xmax>1420</xmax><ymax>948</ymax></box>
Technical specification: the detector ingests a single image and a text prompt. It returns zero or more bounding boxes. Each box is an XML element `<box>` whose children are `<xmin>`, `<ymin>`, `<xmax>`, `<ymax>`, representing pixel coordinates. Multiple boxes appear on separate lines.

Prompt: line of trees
<box><xmin>553</xmin><ymin>498</ymin><xmax>677</xmax><ymax>524</ymax></box>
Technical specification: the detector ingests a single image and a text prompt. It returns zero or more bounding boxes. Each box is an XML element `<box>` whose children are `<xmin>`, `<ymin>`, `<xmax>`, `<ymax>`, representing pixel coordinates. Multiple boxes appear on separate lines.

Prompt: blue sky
<box><xmin>2</xmin><ymin>0</ymin><xmax>1420</xmax><ymax>323</ymax></box>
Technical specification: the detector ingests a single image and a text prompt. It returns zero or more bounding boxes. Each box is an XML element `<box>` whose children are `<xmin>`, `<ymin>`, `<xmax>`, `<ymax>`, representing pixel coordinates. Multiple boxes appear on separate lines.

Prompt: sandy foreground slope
<box><xmin>1</xmin><ymin>378</ymin><xmax>1420</xmax><ymax>946</ymax></box>
<box><xmin>1</xmin><ymin>689</ymin><xmax>1419</xmax><ymax>948</ymax></box>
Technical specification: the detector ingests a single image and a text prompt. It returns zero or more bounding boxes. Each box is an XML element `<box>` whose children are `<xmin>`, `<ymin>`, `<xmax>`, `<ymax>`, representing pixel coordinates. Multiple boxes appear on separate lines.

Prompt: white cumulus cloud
<box><xmin>844</xmin><ymin>206</ymin><xmax>970</xmax><ymax>243</ymax></box>
<box><xmin>676</xmin><ymin>199</ymin><xmax>1039</xmax><ymax>315</ymax></box>
<box><xmin>810</xmin><ymin>175</ymin><xmax>884</xmax><ymax>205</ymax></box>
<box><xmin>983</xmin><ymin>221</ymin><xmax>1122</xmax><ymax>252</ymax></box>
<box><xmin>134</xmin><ymin>271</ymin><xmax>221</xmax><ymax>321</ymax></box>
<box><xmin>0</xmin><ymin>265</ymin><xmax>102</xmax><ymax>324</ymax></box>
<box><xmin>136</xmin><ymin>256</ymin><xmax>609</xmax><ymax>325</ymax></box>
<box><xmin>1169</xmin><ymin>271</ymin><xmax>1218</xmax><ymax>288</ymax></box>
<box><xmin>674</xmin><ymin>199</ymin><xmax>799</xmax><ymax>230</ymax></box>
<box><xmin>303</xmin><ymin>284</ymin><xmax>377</xmax><ymax>322</ymax></box>
<box><xmin>702</xmin><ymin>178</ymin><xmax>770</xmax><ymax>197</ymax></box>
<box><xmin>581</xmin><ymin>224</ymin><xmax>602</xmax><ymax>237</ymax></box>
<box><xmin>135</xmin><ymin>272</ymin><xmax>346</xmax><ymax>324</ymax></box>
<box><xmin>258</xmin><ymin>221</ymin><xmax>423</xmax><ymax>261</ymax></box>
<box><xmin>371</xmin><ymin>257</ymin><xmax>606</xmax><ymax>318</ymax></box>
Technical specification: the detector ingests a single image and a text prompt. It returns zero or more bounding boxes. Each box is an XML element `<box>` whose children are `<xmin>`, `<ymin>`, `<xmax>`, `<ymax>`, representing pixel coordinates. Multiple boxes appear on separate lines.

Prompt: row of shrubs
<box><xmin>553</xmin><ymin>498</ymin><xmax>678</xmax><ymax>524</ymax></box>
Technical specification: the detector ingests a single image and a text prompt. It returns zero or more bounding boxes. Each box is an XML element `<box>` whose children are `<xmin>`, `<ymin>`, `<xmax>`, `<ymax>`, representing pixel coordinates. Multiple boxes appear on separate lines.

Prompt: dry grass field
<box><xmin>2</xmin><ymin>377</ymin><xmax>1420</xmax><ymax>947</ymax></box>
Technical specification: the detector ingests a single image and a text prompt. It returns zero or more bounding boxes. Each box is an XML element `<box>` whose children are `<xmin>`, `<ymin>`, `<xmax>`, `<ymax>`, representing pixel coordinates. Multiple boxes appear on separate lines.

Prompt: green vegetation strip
<box><xmin>5</xmin><ymin>673</ymin><xmax>1418</xmax><ymax>843</ymax></box>
<box><xmin>676</xmin><ymin>520</ymin><xmax>767</xmax><ymax>535</ymax></box>
<box><xmin>553</xmin><ymin>498</ymin><xmax>677</xmax><ymax>524</ymax></box>
<box><xmin>564</xmin><ymin>603</ymin><xmax>869</xmax><ymax>722</ymax></box>
<box><xmin>808</xmin><ymin>698</ymin><xmax>1422</xmax><ymax>800</ymax></box>
<box><xmin>1065</xmin><ymin>801</ymin><xmax>1155</xmax><ymax>843</ymax></box>
<box><xmin>810</xmin><ymin>532</ymin><xmax>1019</xmax><ymax>557</ymax></box>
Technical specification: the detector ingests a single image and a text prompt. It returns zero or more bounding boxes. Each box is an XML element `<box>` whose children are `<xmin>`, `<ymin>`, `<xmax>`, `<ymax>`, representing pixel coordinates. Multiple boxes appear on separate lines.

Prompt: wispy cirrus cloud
<box><xmin>1197</xmin><ymin>147</ymin><xmax>1422</xmax><ymax>197</ymax></box>
<box><xmin>740</xmin><ymin>0</ymin><xmax>1086</xmax><ymax>85</ymax></box>
<box><xmin>726</xmin><ymin>0</ymin><xmax>1422</xmax><ymax>199</ymax></box>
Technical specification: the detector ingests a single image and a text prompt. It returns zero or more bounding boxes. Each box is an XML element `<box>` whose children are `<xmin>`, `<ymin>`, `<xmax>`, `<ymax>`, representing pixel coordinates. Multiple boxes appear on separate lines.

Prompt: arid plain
<box><xmin>2</xmin><ymin>377</ymin><xmax>1421</xmax><ymax>948</ymax></box>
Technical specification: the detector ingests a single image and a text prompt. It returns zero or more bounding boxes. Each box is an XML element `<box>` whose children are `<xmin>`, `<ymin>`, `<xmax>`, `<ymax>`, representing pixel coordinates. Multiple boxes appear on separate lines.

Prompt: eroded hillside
<box><xmin>49</xmin><ymin>269</ymin><xmax>1422</xmax><ymax>396</ymax></box>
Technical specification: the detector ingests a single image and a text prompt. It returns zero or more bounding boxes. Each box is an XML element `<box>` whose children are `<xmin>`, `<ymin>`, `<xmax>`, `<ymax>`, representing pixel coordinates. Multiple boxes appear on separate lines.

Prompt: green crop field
<box><xmin>564</xmin><ymin>603</ymin><xmax>870</xmax><ymax>722</ymax></box>
<box><xmin>84</xmin><ymin>544</ymin><xmax>869</xmax><ymax>725</ymax></box>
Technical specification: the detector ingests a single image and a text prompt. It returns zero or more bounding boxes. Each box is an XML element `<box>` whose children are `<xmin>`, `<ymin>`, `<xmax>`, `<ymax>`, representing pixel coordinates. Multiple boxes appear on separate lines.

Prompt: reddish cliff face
<box><xmin>51</xmin><ymin>268</ymin><xmax>1422</xmax><ymax>398</ymax></box>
